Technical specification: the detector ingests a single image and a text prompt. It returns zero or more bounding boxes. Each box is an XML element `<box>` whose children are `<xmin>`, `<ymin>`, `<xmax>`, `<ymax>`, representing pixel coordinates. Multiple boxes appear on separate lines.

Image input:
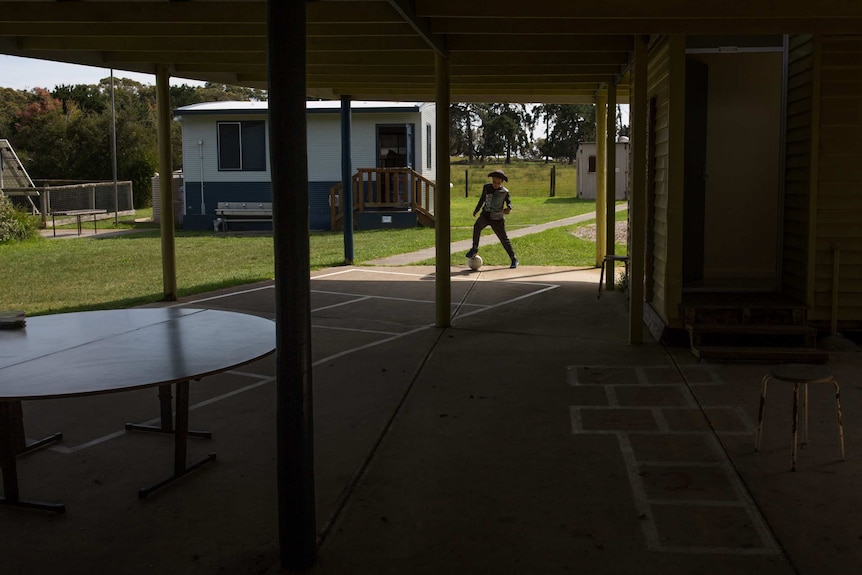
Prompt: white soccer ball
<box><xmin>467</xmin><ymin>255</ymin><xmax>483</xmax><ymax>271</ymax></box>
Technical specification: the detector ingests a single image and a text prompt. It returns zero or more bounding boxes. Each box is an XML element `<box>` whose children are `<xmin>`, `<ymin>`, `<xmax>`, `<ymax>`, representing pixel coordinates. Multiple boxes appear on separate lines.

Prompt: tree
<box><xmin>477</xmin><ymin>103</ymin><xmax>533</xmax><ymax>164</ymax></box>
<box><xmin>536</xmin><ymin>104</ymin><xmax>596</xmax><ymax>164</ymax></box>
<box><xmin>449</xmin><ymin>103</ymin><xmax>482</xmax><ymax>162</ymax></box>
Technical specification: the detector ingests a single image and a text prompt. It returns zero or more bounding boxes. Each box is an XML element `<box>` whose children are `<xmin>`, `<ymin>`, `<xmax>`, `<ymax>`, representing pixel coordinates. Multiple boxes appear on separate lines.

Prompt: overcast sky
<box><xmin>0</xmin><ymin>55</ymin><xmax>205</xmax><ymax>91</ymax></box>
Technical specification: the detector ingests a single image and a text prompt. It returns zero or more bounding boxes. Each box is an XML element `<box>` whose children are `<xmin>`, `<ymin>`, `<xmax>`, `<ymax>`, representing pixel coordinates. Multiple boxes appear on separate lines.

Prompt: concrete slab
<box><xmin>1</xmin><ymin>266</ymin><xmax>860</xmax><ymax>575</ymax></box>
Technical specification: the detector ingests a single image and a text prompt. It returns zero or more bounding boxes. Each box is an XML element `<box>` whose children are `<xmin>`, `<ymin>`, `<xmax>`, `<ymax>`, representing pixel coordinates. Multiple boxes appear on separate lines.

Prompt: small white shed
<box><xmin>576</xmin><ymin>138</ymin><xmax>630</xmax><ymax>200</ymax></box>
<box><xmin>174</xmin><ymin>100</ymin><xmax>437</xmax><ymax>230</ymax></box>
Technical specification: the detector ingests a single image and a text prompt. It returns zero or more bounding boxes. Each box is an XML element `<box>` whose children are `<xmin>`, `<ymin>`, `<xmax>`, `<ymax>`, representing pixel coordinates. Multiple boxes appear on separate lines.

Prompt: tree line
<box><xmin>449</xmin><ymin>103</ymin><xmax>627</xmax><ymax>165</ymax></box>
<box><xmin>0</xmin><ymin>79</ymin><xmax>625</xmax><ymax>210</ymax></box>
<box><xmin>0</xmin><ymin>80</ymin><xmax>266</xmax><ymax>209</ymax></box>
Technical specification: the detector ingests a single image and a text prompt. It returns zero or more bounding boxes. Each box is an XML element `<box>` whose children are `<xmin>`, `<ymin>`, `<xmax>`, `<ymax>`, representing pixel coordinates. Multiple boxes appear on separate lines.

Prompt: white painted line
<box><xmin>173</xmin><ymin>283</ymin><xmax>274</xmax><ymax>306</ymax></box>
<box><xmin>617</xmin><ymin>432</ymin><xmax>662</xmax><ymax>549</ymax></box>
<box><xmin>48</xmin><ymin>374</ymin><xmax>275</xmax><ymax>454</ymax></box>
<box><xmin>312</xmin><ymin>295</ymin><xmax>373</xmax><ymax>312</ymax></box>
<box><xmin>313</xmin><ymin>324</ymin><xmax>401</xmax><ymax>336</ymax></box>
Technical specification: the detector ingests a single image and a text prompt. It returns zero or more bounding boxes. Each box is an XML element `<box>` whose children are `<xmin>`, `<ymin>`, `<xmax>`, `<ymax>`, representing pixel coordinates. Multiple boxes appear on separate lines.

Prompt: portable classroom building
<box><xmin>576</xmin><ymin>139</ymin><xmax>629</xmax><ymax>200</ymax></box>
<box><xmin>175</xmin><ymin>100</ymin><xmax>437</xmax><ymax>231</ymax></box>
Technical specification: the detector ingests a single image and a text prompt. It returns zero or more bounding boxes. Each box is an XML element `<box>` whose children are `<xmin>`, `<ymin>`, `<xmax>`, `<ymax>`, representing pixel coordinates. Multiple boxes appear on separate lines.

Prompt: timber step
<box><xmin>680</xmin><ymin>296</ymin><xmax>825</xmax><ymax>364</ymax></box>
<box><xmin>692</xmin><ymin>346</ymin><xmax>829</xmax><ymax>364</ymax></box>
<box><xmin>686</xmin><ymin>323</ymin><xmax>817</xmax><ymax>348</ymax></box>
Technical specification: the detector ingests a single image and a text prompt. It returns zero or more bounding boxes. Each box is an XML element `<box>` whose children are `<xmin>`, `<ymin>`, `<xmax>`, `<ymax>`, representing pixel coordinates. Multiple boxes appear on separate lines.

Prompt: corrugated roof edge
<box><xmin>174</xmin><ymin>100</ymin><xmax>426</xmax><ymax>116</ymax></box>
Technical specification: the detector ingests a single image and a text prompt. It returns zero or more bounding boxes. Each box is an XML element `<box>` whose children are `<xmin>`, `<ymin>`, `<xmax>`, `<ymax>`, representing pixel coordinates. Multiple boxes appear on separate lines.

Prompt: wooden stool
<box><xmin>755</xmin><ymin>363</ymin><xmax>845</xmax><ymax>471</ymax></box>
<box><xmin>597</xmin><ymin>254</ymin><xmax>629</xmax><ymax>299</ymax></box>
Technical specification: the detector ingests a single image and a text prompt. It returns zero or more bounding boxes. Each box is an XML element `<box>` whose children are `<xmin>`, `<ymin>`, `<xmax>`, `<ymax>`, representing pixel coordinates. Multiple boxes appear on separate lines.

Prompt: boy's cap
<box><xmin>488</xmin><ymin>170</ymin><xmax>508</xmax><ymax>182</ymax></box>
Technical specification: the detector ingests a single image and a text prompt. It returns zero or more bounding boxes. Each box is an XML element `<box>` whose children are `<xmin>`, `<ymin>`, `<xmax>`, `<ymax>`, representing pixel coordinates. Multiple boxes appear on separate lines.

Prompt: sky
<box><xmin>0</xmin><ymin>55</ymin><xmax>205</xmax><ymax>91</ymax></box>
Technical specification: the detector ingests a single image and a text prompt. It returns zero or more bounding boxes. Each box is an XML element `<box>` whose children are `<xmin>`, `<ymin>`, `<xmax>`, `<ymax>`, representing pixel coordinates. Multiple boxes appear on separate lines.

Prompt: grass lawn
<box><xmin>1</xmin><ymin>161</ymin><xmax>629</xmax><ymax>315</ymax></box>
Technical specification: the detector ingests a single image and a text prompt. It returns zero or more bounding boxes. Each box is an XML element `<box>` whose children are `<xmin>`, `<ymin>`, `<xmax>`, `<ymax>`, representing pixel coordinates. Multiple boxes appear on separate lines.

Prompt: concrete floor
<box><xmin>2</xmin><ymin>265</ymin><xmax>860</xmax><ymax>574</ymax></box>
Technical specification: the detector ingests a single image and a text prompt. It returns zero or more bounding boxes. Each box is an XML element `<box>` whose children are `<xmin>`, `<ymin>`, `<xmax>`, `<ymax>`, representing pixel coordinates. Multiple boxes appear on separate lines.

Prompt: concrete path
<box><xmin>367</xmin><ymin>204</ymin><xmax>629</xmax><ymax>265</ymax></box>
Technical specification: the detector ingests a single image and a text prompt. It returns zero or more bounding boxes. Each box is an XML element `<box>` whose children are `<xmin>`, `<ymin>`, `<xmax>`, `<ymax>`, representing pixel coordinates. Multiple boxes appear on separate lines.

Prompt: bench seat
<box><xmin>215</xmin><ymin>202</ymin><xmax>272</xmax><ymax>231</ymax></box>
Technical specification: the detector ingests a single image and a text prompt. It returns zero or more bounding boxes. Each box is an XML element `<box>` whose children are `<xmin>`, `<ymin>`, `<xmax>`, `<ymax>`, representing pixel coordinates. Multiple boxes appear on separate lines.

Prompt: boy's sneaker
<box><xmin>510</xmin><ymin>257</ymin><xmax>519</xmax><ymax>269</ymax></box>
<box><xmin>466</xmin><ymin>248</ymin><xmax>478</xmax><ymax>258</ymax></box>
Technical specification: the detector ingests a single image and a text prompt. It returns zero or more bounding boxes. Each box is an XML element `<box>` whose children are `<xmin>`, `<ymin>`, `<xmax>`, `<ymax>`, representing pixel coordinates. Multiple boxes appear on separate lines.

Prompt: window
<box><xmin>218</xmin><ymin>120</ymin><xmax>266</xmax><ymax>171</ymax></box>
<box><xmin>426</xmin><ymin>123</ymin><xmax>432</xmax><ymax>169</ymax></box>
<box><xmin>588</xmin><ymin>155</ymin><xmax>597</xmax><ymax>173</ymax></box>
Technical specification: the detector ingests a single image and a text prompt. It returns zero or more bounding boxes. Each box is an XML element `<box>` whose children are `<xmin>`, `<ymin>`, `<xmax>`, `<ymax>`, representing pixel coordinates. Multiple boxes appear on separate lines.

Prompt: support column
<box><xmin>629</xmin><ymin>36</ymin><xmax>648</xmax><ymax>344</ymax></box>
<box><xmin>606</xmin><ymin>81</ymin><xmax>618</xmax><ymax>291</ymax></box>
<box><xmin>341</xmin><ymin>95</ymin><xmax>354</xmax><ymax>264</ymax></box>
<box><xmin>269</xmin><ymin>0</ymin><xmax>317</xmax><ymax>570</ymax></box>
<box><xmin>595</xmin><ymin>93</ymin><xmax>607</xmax><ymax>267</ymax></box>
<box><xmin>435</xmin><ymin>53</ymin><xmax>451</xmax><ymax>327</ymax></box>
<box><xmin>156</xmin><ymin>65</ymin><xmax>176</xmax><ymax>301</ymax></box>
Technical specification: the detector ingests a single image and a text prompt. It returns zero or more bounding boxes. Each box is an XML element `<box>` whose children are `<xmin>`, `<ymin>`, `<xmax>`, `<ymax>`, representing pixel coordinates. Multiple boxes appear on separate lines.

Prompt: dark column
<box><xmin>268</xmin><ymin>0</ymin><xmax>317</xmax><ymax>570</ymax></box>
<box><xmin>629</xmin><ymin>35</ymin><xmax>648</xmax><ymax>344</ymax></box>
<box><xmin>156</xmin><ymin>65</ymin><xmax>176</xmax><ymax>301</ymax></box>
<box><xmin>435</xmin><ymin>53</ymin><xmax>451</xmax><ymax>327</ymax></box>
<box><xmin>341</xmin><ymin>95</ymin><xmax>354</xmax><ymax>263</ymax></box>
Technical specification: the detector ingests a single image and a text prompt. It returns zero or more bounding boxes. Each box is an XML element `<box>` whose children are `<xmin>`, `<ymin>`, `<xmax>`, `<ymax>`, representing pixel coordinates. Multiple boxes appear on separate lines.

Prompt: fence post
<box><xmin>38</xmin><ymin>188</ymin><xmax>47</xmax><ymax>227</ymax></box>
<box><xmin>89</xmin><ymin>184</ymin><xmax>96</xmax><ymax>209</ymax></box>
<box><xmin>550</xmin><ymin>165</ymin><xmax>556</xmax><ymax>197</ymax></box>
<box><xmin>465</xmin><ymin>169</ymin><xmax>469</xmax><ymax>198</ymax></box>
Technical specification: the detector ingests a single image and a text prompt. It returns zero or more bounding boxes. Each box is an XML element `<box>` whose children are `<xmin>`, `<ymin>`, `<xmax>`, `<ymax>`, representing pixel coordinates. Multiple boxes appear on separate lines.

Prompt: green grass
<box><xmin>1</xmin><ymin>161</ymin><xmax>629</xmax><ymax>316</ymax></box>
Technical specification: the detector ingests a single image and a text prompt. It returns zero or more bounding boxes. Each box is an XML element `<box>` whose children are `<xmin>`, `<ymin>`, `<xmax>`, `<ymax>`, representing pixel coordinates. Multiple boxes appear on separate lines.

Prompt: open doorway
<box><xmin>683</xmin><ymin>40</ymin><xmax>785</xmax><ymax>292</ymax></box>
<box><xmin>377</xmin><ymin>124</ymin><xmax>414</xmax><ymax>168</ymax></box>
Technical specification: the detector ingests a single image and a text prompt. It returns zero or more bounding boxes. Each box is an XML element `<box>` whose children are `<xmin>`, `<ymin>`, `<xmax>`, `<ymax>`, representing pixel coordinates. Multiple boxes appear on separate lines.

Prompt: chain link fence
<box><xmin>2</xmin><ymin>181</ymin><xmax>134</xmax><ymax>226</ymax></box>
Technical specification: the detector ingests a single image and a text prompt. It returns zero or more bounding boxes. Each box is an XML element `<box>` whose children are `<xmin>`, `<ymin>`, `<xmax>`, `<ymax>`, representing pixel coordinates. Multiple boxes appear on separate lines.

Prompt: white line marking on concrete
<box><xmin>175</xmin><ymin>283</ymin><xmax>274</xmax><ymax>306</ymax></box>
<box><xmin>313</xmin><ymin>324</ymin><xmax>402</xmax><ymax>336</ymax></box>
<box><xmin>617</xmin><ymin>432</ymin><xmax>662</xmax><ymax>549</ymax></box>
<box><xmin>568</xmin><ymin>363</ymin><xmax>783</xmax><ymax>556</ymax></box>
<box><xmin>48</xmin><ymin>374</ymin><xmax>275</xmax><ymax>454</ymax></box>
<box><xmin>312</xmin><ymin>295</ymin><xmax>373</xmax><ymax>312</ymax></box>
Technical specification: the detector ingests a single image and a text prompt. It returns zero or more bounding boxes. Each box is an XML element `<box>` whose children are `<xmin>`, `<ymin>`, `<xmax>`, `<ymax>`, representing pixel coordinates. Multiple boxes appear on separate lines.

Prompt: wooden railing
<box><xmin>330</xmin><ymin>168</ymin><xmax>436</xmax><ymax>231</ymax></box>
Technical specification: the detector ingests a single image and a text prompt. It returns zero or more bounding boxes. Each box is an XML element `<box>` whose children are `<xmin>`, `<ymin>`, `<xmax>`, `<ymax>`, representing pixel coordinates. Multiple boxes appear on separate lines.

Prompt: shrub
<box><xmin>0</xmin><ymin>194</ymin><xmax>39</xmax><ymax>244</ymax></box>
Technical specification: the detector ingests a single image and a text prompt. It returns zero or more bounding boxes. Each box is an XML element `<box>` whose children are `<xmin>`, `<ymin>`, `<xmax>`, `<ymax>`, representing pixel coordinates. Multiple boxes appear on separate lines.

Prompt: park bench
<box><xmin>214</xmin><ymin>201</ymin><xmax>273</xmax><ymax>231</ymax></box>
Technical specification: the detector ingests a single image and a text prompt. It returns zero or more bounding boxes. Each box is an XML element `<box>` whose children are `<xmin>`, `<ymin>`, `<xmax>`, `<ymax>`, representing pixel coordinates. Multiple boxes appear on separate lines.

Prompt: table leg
<box><xmin>0</xmin><ymin>401</ymin><xmax>65</xmax><ymax>513</ymax></box>
<box><xmin>137</xmin><ymin>381</ymin><xmax>216</xmax><ymax>499</ymax></box>
<box><xmin>7</xmin><ymin>401</ymin><xmax>63</xmax><ymax>456</ymax></box>
<box><xmin>124</xmin><ymin>384</ymin><xmax>211</xmax><ymax>438</ymax></box>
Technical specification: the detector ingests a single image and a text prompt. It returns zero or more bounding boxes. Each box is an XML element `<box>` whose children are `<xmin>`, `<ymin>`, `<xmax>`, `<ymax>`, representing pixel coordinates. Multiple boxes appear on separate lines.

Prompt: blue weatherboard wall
<box><xmin>309</xmin><ymin>181</ymin><xmax>336</xmax><ymax>230</ymax></box>
<box><xmin>182</xmin><ymin>180</ymin><xmax>419</xmax><ymax>231</ymax></box>
<box><xmin>183</xmin><ymin>181</ymin><xmax>337</xmax><ymax>231</ymax></box>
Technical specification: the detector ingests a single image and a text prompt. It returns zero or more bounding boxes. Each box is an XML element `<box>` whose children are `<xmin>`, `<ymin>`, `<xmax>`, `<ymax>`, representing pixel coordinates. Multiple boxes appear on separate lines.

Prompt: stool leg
<box><xmin>802</xmin><ymin>383</ymin><xmax>809</xmax><ymax>446</ymax></box>
<box><xmin>791</xmin><ymin>383</ymin><xmax>800</xmax><ymax>472</ymax></box>
<box><xmin>832</xmin><ymin>379</ymin><xmax>845</xmax><ymax>461</ymax></box>
<box><xmin>755</xmin><ymin>375</ymin><xmax>770</xmax><ymax>451</ymax></box>
<box><xmin>598</xmin><ymin>261</ymin><xmax>605</xmax><ymax>299</ymax></box>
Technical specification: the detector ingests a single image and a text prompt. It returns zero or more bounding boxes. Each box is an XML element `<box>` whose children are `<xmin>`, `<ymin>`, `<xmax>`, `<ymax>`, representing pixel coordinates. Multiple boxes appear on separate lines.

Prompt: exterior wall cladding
<box><xmin>176</xmin><ymin>101</ymin><xmax>436</xmax><ymax>231</ymax></box>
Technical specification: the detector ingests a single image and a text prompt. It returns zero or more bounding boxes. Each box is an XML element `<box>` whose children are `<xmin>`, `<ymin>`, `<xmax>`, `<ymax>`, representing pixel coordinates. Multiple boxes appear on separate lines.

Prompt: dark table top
<box><xmin>0</xmin><ymin>308</ymin><xmax>276</xmax><ymax>400</ymax></box>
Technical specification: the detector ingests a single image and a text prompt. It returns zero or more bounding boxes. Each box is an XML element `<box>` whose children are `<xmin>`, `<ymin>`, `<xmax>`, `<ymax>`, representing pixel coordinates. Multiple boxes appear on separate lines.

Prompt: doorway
<box><xmin>683</xmin><ymin>48</ymin><xmax>784</xmax><ymax>292</ymax></box>
<box><xmin>376</xmin><ymin>124</ymin><xmax>414</xmax><ymax>168</ymax></box>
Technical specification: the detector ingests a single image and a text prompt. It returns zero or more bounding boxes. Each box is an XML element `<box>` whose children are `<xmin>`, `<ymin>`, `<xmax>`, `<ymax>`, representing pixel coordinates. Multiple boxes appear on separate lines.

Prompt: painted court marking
<box><xmin>568</xmin><ymin>364</ymin><xmax>781</xmax><ymax>556</ymax></box>
<box><xmin>45</xmin><ymin>268</ymin><xmax>557</xmax><ymax>452</ymax></box>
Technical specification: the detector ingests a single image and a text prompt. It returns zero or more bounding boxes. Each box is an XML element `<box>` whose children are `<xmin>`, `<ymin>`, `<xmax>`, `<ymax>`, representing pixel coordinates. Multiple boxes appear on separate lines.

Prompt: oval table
<box><xmin>0</xmin><ymin>307</ymin><xmax>276</xmax><ymax>512</ymax></box>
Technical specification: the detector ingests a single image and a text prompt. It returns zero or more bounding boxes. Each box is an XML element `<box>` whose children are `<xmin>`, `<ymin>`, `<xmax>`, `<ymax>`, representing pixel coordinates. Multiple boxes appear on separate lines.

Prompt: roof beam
<box><xmin>415</xmin><ymin>0</ymin><xmax>862</xmax><ymax>19</ymax></box>
<box><xmin>432</xmin><ymin>16</ymin><xmax>862</xmax><ymax>35</ymax></box>
<box><xmin>385</xmin><ymin>0</ymin><xmax>447</xmax><ymax>57</ymax></box>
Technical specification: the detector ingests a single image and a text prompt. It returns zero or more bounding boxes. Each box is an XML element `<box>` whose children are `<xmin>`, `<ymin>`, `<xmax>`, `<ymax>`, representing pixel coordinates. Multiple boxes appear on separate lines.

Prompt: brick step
<box><xmin>692</xmin><ymin>346</ymin><xmax>829</xmax><ymax>364</ymax></box>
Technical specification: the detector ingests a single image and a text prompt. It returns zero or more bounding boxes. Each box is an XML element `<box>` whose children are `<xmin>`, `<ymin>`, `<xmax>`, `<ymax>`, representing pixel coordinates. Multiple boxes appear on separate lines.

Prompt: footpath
<box><xmin>367</xmin><ymin>204</ymin><xmax>628</xmax><ymax>266</ymax></box>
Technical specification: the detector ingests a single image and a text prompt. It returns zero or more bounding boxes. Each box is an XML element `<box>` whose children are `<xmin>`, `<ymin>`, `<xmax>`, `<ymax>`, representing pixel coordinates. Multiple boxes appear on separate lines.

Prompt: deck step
<box><xmin>686</xmin><ymin>323</ymin><xmax>817</xmax><ymax>348</ymax></box>
<box><xmin>692</xmin><ymin>346</ymin><xmax>829</xmax><ymax>364</ymax></box>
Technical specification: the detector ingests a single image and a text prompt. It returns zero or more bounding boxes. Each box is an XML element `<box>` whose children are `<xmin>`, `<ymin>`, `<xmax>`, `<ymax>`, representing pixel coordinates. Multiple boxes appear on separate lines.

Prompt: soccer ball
<box><xmin>467</xmin><ymin>255</ymin><xmax>483</xmax><ymax>271</ymax></box>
